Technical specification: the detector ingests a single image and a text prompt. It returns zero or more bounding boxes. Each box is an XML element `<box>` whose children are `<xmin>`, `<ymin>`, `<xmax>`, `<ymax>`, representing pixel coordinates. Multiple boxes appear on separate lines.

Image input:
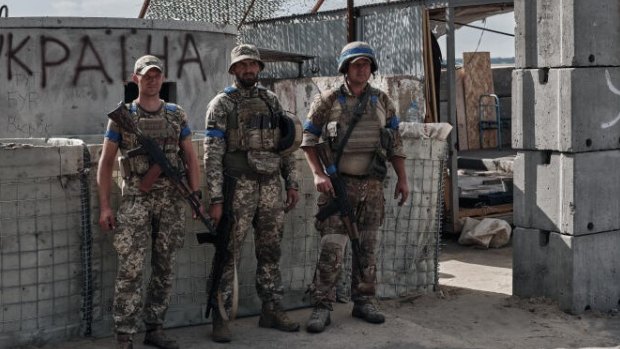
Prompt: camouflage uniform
<box><xmin>302</xmin><ymin>83</ymin><xmax>405</xmax><ymax>305</ymax></box>
<box><xmin>204</xmin><ymin>83</ymin><xmax>299</xmax><ymax>317</ymax></box>
<box><xmin>104</xmin><ymin>101</ymin><xmax>191</xmax><ymax>335</ymax></box>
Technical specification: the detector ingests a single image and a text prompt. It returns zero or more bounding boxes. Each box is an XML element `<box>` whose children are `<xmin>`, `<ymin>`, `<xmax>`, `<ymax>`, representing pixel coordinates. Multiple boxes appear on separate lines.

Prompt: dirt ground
<box><xmin>29</xmin><ymin>238</ymin><xmax>620</xmax><ymax>349</ymax></box>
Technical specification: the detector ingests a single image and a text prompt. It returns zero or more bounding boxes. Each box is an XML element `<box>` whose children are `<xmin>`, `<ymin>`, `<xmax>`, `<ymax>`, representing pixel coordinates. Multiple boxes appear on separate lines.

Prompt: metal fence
<box><xmin>240</xmin><ymin>4</ymin><xmax>425</xmax><ymax>79</ymax></box>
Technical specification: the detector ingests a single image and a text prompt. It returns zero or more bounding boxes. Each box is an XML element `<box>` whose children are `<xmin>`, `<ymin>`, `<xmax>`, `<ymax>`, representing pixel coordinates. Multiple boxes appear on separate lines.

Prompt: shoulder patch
<box><xmin>128</xmin><ymin>102</ymin><xmax>137</xmax><ymax>114</ymax></box>
<box><xmin>223</xmin><ymin>86</ymin><xmax>238</xmax><ymax>94</ymax></box>
<box><xmin>164</xmin><ymin>103</ymin><xmax>178</xmax><ymax>112</ymax></box>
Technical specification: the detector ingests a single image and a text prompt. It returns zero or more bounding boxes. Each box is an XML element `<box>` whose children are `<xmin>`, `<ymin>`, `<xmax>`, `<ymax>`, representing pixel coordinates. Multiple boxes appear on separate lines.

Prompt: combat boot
<box><xmin>352</xmin><ymin>301</ymin><xmax>385</xmax><ymax>324</ymax></box>
<box><xmin>116</xmin><ymin>333</ymin><xmax>133</xmax><ymax>349</ymax></box>
<box><xmin>211</xmin><ymin>311</ymin><xmax>232</xmax><ymax>343</ymax></box>
<box><xmin>305</xmin><ymin>303</ymin><xmax>331</xmax><ymax>333</ymax></box>
<box><xmin>258</xmin><ymin>301</ymin><xmax>300</xmax><ymax>332</ymax></box>
<box><xmin>143</xmin><ymin>324</ymin><xmax>179</xmax><ymax>349</ymax></box>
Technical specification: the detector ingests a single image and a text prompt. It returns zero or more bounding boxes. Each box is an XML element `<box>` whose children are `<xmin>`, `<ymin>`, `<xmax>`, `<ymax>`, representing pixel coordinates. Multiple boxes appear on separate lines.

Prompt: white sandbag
<box><xmin>458</xmin><ymin>217</ymin><xmax>512</xmax><ymax>248</ymax></box>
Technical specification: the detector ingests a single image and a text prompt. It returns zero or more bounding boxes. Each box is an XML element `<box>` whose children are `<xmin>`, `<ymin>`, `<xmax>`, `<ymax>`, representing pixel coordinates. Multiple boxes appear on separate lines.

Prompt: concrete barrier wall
<box><xmin>513</xmin><ymin>227</ymin><xmax>620</xmax><ymax>314</ymax></box>
<box><xmin>512</xmin><ymin>67</ymin><xmax>620</xmax><ymax>152</ymax></box>
<box><xmin>512</xmin><ymin>0</ymin><xmax>620</xmax><ymax>313</ymax></box>
<box><xmin>0</xmin><ymin>18</ymin><xmax>236</xmax><ymax>139</ymax></box>
<box><xmin>513</xmin><ymin>151</ymin><xmax>620</xmax><ymax>236</ymax></box>
<box><xmin>0</xmin><ymin>139</ymin><xmax>87</xmax><ymax>347</ymax></box>
<box><xmin>1</xmin><ymin>133</ymin><xmax>445</xmax><ymax>346</ymax></box>
<box><xmin>515</xmin><ymin>0</ymin><xmax>620</xmax><ymax>68</ymax></box>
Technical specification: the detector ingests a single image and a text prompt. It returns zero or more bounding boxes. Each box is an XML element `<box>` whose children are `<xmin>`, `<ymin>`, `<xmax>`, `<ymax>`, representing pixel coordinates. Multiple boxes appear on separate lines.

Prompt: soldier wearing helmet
<box><xmin>203</xmin><ymin>44</ymin><xmax>302</xmax><ymax>342</ymax></box>
<box><xmin>301</xmin><ymin>41</ymin><xmax>409</xmax><ymax>333</ymax></box>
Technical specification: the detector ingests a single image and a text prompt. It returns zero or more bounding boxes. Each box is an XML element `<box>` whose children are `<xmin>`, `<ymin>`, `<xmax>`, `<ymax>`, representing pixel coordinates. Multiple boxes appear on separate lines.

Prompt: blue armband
<box><xmin>180</xmin><ymin>126</ymin><xmax>192</xmax><ymax>139</ymax></box>
<box><xmin>104</xmin><ymin>129</ymin><xmax>121</xmax><ymax>143</ymax></box>
<box><xmin>387</xmin><ymin>116</ymin><xmax>400</xmax><ymax>130</ymax></box>
<box><xmin>205</xmin><ymin>129</ymin><xmax>226</xmax><ymax>138</ymax></box>
<box><xmin>303</xmin><ymin>120</ymin><xmax>322</xmax><ymax>137</ymax></box>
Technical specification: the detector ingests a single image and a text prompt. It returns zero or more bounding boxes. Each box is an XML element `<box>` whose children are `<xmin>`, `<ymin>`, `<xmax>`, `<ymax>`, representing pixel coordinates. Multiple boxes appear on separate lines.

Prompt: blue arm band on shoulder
<box><xmin>303</xmin><ymin>120</ymin><xmax>322</xmax><ymax>137</ymax></box>
<box><xmin>180</xmin><ymin>126</ymin><xmax>192</xmax><ymax>139</ymax></box>
<box><xmin>387</xmin><ymin>116</ymin><xmax>400</xmax><ymax>130</ymax></box>
<box><xmin>205</xmin><ymin>129</ymin><xmax>226</xmax><ymax>138</ymax></box>
<box><xmin>105</xmin><ymin>129</ymin><xmax>121</xmax><ymax>143</ymax></box>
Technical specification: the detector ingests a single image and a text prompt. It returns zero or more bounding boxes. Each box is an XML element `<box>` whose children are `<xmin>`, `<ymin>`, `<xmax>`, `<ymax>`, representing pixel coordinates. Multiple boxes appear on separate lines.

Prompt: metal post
<box><xmin>446</xmin><ymin>4</ymin><xmax>459</xmax><ymax>233</ymax></box>
<box><xmin>347</xmin><ymin>0</ymin><xmax>355</xmax><ymax>42</ymax></box>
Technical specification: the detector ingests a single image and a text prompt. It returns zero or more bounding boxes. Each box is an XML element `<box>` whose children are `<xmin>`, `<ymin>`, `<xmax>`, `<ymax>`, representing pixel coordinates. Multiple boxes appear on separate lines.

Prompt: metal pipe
<box><xmin>0</xmin><ymin>5</ymin><xmax>8</xmax><ymax>17</ymax></box>
<box><xmin>138</xmin><ymin>0</ymin><xmax>150</xmax><ymax>18</ymax></box>
<box><xmin>347</xmin><ymin>0</ymin><xmax>355</xmax><ymax>42</ymax></box>
<box><xmin>446</xmin><ymin>3</ymin><xmax>459</xmax><ymax>234</ymax></box>
<box><xmin>432</xmin><ymin>19</ymin><xmax>515</xmax><ymax>37</ymax></box>
<box><xmin>238</xmin><ymin>0</ymin><xmax>258</xmax><ymax>30</ymax></box>
<box><xmin>310</xmin><ymin>0</ymin><xmax>325</xmax><ymax>14</ymax></box>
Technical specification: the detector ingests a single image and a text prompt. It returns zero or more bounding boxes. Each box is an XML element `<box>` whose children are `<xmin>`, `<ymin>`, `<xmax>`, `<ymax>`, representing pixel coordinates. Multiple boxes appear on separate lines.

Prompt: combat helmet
<box><xmin>277</xmin><ymin>112</ymin><xmax>302</xmax><ymax>155</ymax></box>
<box><xmin>337</xmin><ymin>41</ymin><xmax>378</xmax><ymax>74</ymax></box>
<box><xmin>228</xmin><ymin>44</ymin><xmax>265</xmax><ymax>73</ymax></box>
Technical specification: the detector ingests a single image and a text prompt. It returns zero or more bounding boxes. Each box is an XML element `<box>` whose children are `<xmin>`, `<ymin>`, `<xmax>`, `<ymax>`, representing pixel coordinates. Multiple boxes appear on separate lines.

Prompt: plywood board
<box><xmin>456</xmin><ymin>67</ymin><xmax>468</xmax><ymax>150</ymax></box>
<box><xmin>463</xmin><ymin>52</ymin><xmax>496</xmax><ymax>149</ymax></box>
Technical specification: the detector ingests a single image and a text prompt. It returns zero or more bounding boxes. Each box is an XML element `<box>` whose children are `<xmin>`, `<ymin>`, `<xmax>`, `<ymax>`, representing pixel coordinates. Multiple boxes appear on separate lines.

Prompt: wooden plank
<box><xmin>422</xmin><ymin>10</ymin><xmax>438</xmax><ymax>123</ymax></box>
<box><xmin>456</xmin><ymin>67</ymin><xmax>468</xmax><ymax>150</ymax></box>
<box><xmin>458</xmin><ymin>203</ymin><xmax>512</xmax><ymax>219</ymax></box>
<box><xmin>463</xmin><ymin>52</ymin><xmax>496</xmax><ymax>150</ymax></box>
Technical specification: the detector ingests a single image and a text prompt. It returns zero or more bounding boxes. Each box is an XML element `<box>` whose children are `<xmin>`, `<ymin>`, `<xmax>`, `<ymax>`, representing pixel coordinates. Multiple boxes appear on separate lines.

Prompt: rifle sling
<box><xmin>333</xmin><ymin>85</ymin><xmax>372</xmax><ymax>168</ymax></box>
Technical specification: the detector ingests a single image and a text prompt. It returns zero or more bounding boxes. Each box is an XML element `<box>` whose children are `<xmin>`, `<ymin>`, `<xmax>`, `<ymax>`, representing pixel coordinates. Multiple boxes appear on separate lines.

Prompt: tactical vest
<box><xmin>119</xmin><ymin>101</ymin><xmax>185</xmax><ymax>177</ymax></box>
<box><xmin>321</xmin><ymin>86</ymin><xmax>386</xmax><ymax>175</ymax></box>
<box><xmin>222</xmin><ymin>86</ymin><xmax>282</xmax><ymax>176</ymax></box>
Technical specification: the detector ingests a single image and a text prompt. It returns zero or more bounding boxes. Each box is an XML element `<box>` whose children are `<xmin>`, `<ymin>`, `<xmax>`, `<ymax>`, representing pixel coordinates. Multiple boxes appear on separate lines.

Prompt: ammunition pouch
<box><xmin>118</xmin><ymin>156</ymin><xmax>132</xmax><ymax>179</ymax></box>
<box><xmin>366</xmin><ymin>128</ymin><xmax>394</xmax><ymax>180</ymax></box>
<box><xmin>366</xmin><ymin>149</ymin><xmax>388</xmax><ymax>180</ymax></box>
<box><xmin>247</xmin><ymin>150</ymin><xmax>281</xmax><ymax>175</ymax></box>
<box><xmin>246</xmin><ymin>113</ymin><xmax>279</xmax><ymax>151</ymax></box>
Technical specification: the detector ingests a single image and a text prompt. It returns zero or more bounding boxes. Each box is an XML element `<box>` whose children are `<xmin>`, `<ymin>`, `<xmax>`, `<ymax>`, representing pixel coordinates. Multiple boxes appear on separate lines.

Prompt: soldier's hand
<box><xmin>193</xmin><ymin>203</ymin><xmax>206</xmax><ymax>220</ymax></box>
<box><xmin>315</xmin><ymin>173</ymin><xmax>334</xmax><ymax>196</ymax></box>
<box><xmin>98</xmin><ymin>207</ymin><xmax>116</xmax><ymax>231</ymax></box>
<box><xmin>208</xmin><ymin>203</ymin><xmax>224</xmax><ymax>226</ymax></box>
<box><xmin>284</xmin><ymin>188</ymin><xmax>299</xmax><ymax>212</ymax></box>
<box><xmin>394</xmin><ymin>178</ymin><xmax>409</xmax><ymax>206</ymax></box>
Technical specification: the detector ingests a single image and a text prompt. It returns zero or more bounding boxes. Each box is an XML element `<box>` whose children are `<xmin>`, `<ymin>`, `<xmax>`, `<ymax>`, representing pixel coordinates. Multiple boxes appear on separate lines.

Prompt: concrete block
<box><xmin>513</xmin><ymin>67</ymin><xmax>620</xmax><ymax>152</ymax></box>
<box><xmin>0</xmin><ymin>140</ymin><xmax>84</xmax><ymax>179</ymax></box>
<box><xmin>514</xmin><ymin>151</ymin><xmax>620</xmax><ymax>235</ymax></box>
<box><xmin>515</xmin><ymin>0</ymin><xmax>620</xmax><ymax>68</ymax></box>
<box><xmin>513</xmin><ymin>227</ymin><xmax>620</xmax><ymax>314</ymax></box>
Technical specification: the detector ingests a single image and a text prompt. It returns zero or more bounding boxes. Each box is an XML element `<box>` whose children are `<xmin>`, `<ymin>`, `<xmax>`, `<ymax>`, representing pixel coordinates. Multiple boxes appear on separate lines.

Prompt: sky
<box><xmin>1</xmin><ymin>0</ymin><xmax>515</xmax><ymax>58</ymax></box>
<box><xmin>437</xmin><ymin>13</ymin><xmax>516</xmax><ymax>59</ymax></box>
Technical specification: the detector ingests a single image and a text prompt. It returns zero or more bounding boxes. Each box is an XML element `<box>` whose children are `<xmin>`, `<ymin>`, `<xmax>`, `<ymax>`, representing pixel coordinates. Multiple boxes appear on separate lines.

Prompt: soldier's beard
<box><xmin>236</xmin><ymin>74</ymin><xmax>258</xmax><ymax>88</ymax></box>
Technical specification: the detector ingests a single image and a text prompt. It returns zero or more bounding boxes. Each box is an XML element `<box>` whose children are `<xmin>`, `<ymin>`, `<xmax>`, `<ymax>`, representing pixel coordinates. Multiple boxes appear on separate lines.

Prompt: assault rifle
<box><xmin>106</xmin><ymin>101</ymin><xmax>217</xmax><ymax>244</ymax></box>
<box><xmin>314</xmin><ymin>141</ymin><xmax>374</xmax><ymax>294</ymax></box>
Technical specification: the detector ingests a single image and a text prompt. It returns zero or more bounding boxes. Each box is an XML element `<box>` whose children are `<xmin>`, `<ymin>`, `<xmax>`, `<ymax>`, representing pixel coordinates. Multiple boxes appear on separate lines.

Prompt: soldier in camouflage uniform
<box><xmin>98</xmin><ymin>55</ymin><xmax>202</xmax><ymax>349</ymax></box>
<box><xmin>203</xmin><ymin>44</ymin><xmax>301</xmax><ymax>343</ymax></box>
<box><xmin>301</xmin><ymin>41</ymin><xmax>410</xmax><ymax>333</ymax></box>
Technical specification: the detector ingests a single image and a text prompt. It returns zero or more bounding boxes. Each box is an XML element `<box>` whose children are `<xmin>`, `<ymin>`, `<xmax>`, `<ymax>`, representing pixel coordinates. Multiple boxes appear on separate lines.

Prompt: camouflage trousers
<box><xmin>311</xmin><ymin>176</ymin><xmax>384</xmax><ymax>305</ymax></box>
<box><xmin>211</xmin><ymin>174</ymin><xmax>286</xmax><ymax>318</ymax></box>
<box><xmin>113</xmin><ymin>189</ymin><xmax>186</xmax><ymax>334</ymax></box>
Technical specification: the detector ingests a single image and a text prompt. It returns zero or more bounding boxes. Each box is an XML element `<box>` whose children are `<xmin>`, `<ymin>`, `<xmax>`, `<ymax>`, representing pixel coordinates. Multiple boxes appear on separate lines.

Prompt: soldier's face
<box><xmin>232</xmin><ymin>59</ymin><xmax>260</xmax><ymax>87</ymax></box>
<box><xmin>346</xmin><ymin>58</ymin><xmax>372</xmax><ymax>85</ymax></box>
<box><xmin>134</xmin><ymin>68</ymin><xmax>164</xmax><ymax>97</ymax></box>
